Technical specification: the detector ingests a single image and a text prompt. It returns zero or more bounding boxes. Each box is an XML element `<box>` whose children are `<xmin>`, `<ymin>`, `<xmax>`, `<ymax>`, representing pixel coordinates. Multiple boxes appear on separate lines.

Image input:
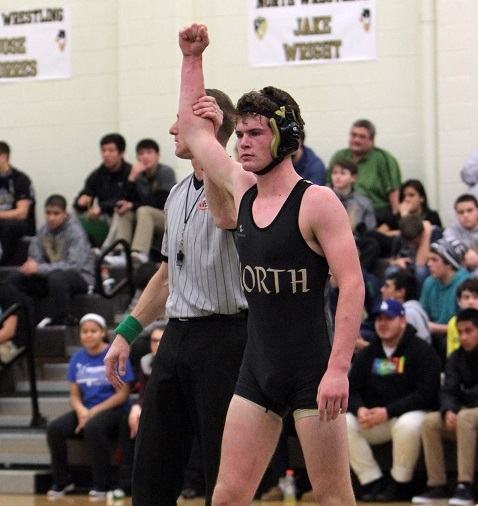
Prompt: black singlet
<box><xmin>235</xmin><ymin>179</ymin><xmax>332</xmax><ymax>417</ymax></box>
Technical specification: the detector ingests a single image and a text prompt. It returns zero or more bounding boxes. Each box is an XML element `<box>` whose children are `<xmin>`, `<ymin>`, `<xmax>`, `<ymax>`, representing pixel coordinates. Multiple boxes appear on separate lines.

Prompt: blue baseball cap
<box><xmin>374</xmin><ymin>299</ymin><xmax>405</xmax><ymax>318</ymax></box>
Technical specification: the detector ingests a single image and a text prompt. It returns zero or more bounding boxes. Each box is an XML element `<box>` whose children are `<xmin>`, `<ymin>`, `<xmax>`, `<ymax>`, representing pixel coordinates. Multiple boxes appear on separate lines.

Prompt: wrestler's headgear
<box><xmin>241</xmin><ymin>104</ymin><xmax>302</xmax><ymax>176</ymax></box>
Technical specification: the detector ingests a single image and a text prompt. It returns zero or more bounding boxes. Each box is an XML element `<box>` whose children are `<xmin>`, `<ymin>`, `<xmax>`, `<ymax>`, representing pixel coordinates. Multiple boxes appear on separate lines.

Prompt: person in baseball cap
<box><xmin>373</xmin><ymin>298</ymin><xmax>406</xmax><ymax>318</ymax></box>
<box><xmin>347</xmin><ymin>296</ymin><xmax>441</xmax><ymax>502</ymax></box>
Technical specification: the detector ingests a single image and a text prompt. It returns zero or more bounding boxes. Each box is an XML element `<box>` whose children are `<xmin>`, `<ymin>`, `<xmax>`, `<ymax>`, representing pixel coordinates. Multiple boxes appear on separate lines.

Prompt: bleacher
<box><xmin>0</xmin><ymin>238</ymin><xmax>135</xmax><ymax>494</ymax></box>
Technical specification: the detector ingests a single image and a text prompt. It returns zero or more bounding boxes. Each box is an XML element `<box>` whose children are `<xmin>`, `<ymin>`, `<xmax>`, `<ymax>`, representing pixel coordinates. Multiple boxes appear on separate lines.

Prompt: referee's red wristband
<box><xmin>116</xmin><ymin>315</ymin><xmax>143</xmax><ymax>345</ymax></box>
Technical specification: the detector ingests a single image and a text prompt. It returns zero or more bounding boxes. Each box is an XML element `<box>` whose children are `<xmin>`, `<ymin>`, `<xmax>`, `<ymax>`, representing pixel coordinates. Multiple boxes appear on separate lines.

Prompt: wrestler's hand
<box><xmin>104</xmin><ymin>335</ymin><xmax>130</xmax><ymax>390</ymax></box>
<box><xmin>193</xmin><ymin>95</ymin><xmax>223</xmax><ymax>136</ymax></box>
<box><xmin>317</xmin><ymin>368</ymin><xmax>349</xmax><ymax>422</ymax></box>
<box><xmin>179</xmin><ymin>23</ymin><xmax>209</xmax><ymax>57</ymax></box>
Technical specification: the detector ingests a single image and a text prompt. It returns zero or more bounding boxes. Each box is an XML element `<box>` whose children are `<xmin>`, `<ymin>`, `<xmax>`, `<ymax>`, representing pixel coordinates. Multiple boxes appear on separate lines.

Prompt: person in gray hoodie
<box><xmin>2</xmin><ymin>194</ymin><xmax>94</xmax><ymax>325</ymax></box>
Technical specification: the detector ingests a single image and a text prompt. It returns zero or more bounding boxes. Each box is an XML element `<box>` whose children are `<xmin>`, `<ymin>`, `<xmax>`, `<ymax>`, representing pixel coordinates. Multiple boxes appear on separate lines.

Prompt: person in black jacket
<box><xmin>412</xmin><ymin>307</ymin><xmax>478</xmax><ymax>505</ymax></box>
<box><xmin>73</xmin><ymin>133</ymin><xmax>131</xmax><ymax>247</ymax></box>
<box><xmin>104</xmin><ymin>138</ymin><xmax>176</xmax><ymax>266</ymax></box>
<box><xmin>346</xmin><ymin>298</ymin><xmax>441</xmax><ymax>502</ymax></box>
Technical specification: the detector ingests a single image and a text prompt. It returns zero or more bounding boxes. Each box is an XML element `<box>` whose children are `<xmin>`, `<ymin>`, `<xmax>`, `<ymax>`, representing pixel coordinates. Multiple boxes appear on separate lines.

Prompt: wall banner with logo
<box><xmin>248</xmin><ymin>0</ymin><xmax>376</xmax><ymax>67</ymax></box>
<box><xmin>0</xmin><ymin>6</ymin><xmax>71</xmax><ymax>82</ymax></box>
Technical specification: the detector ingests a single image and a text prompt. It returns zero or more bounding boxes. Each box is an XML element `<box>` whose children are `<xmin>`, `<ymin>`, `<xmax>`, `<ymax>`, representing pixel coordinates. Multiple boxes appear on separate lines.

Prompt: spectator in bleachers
<box><xmin>444</xmin><ymin>193</ymin><xmax>478</xmax><ymax>274</ymax></box>
<box><xmin>46</xmin><ymin>313</ymin><xmax>134</xmax><ymax>498</ymax></box>
<box><xmin>328</xmin><ymin>119</ymin><xmax>401</xmax><ymax>225</ymax></box>
<box><xmin>3</xmin><ymin>194</ymin><xmax>94</xmax><ymax>326</ymax></box>
<box><xmin>380</xmin><ymin>268</ymin><xmax>431</xmax><ymax>344</ymax></box>
<box><xmin>291</xmin><ymin>130</ymin><xmax>326</xmax><ymax>186</ymax></box>
<box><xmin>73</xmin><ymin>133</ymin><xmax>131</xmax><ymax>247</ymax></box>
<box><xmin>346</xmin><ymin>299</ymin><xmax>441</xmax><ymax>502</ymax></box>
<box><xmin>368</xmin><ymin>178</ymin><xmax>442</xmax><ymax>259</ymax></box>
<box><xmin>0</xmin><ymin>294</ymin><xmax>21</xmax><ymax>367</ymax></box>
<box><xmin>412</xmin><ymin>308</ymin><xmax>478</xmax><ymax>505</ymax></box>
<box><xmin>383</xmin><ymin>215</ymin><xmax>435</xmax><ymax>294</ymax></box>
<box><xmin>104</xmin><ymin>138</ymin><xmax>176</xmax><ymax>267</ymax></box>
<box><xmin>420</xmin><ymin>237</ymin><xmax>470</xmax><ymax>365</ymax></box>
<box><xmin>329</xmin><ymin>158</ymin><xmax>379</xmax><ymax>272</ymax></box>
<box><xmin>447</xmin><ymin>278</ymin><xmax>478</xmax><ymax>357</ymax></box>
<box><xmin>118</xmin><ymin>321</ymin><xmax>165</xmax><ymax>494</ymax></box>
<box><xmin>0</xmin><ymin>141</ymin><xmax>36</xmax><ymax>265</ymax></box>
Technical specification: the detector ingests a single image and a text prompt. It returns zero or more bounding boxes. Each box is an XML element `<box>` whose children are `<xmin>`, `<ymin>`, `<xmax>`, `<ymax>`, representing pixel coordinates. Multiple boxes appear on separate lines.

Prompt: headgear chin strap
<box><xmin>252</xmin><ymin>106</ymin><xmax>301</xmax><ymax>176</ymax></box>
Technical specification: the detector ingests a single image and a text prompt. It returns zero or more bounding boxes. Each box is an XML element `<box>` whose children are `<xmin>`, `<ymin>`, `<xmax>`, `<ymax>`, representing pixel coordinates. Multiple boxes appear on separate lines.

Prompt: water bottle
<box><xmin>101</xmin><ymin>267</ymin><xmax>114</xmax><ymax>295</ymax></box>
<box><xmin>283</xmin><ymin>469</ymin><xmax>296</xmax><ymax>503</ymax></box>
<box><xmin>106</xmin><ymin>488</ymin><xmax>126</xmax><ymax>504</ymax></box>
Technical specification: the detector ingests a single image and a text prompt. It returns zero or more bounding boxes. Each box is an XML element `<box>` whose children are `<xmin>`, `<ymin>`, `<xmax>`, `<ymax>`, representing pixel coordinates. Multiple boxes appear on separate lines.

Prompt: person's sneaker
<box><xmin>104</xmin><ymin>253</ymin><xmax>127</xmax><ymax>267</ymax></box>
<box><xmin>449</xmin><ymin>483</ymin><xmax>474</xmax><ymax>505</ymax></box>
<box><xmin>361</xmin><ymin>476</ymin><xmax>386</xmax><ymax>501</ymax></box>
<box><xmin>412</xmin><ymin>485</ymin><xmax>450</xmax><ymax>503</ymax></box>
<box><xmin>46</xmin><ymin>481</ymin><xmax>75</xmax><ymax>497</ymax></box>
<box><xmin>180</xmin><ymin>487</ymin><xmax>201</xmax><ymax>499</ymax></box>
<box><xmin>374</xmin><ymin>477</ymin><xmax>410</xmax><ymax>502</ymax></box>
<box><xmin>88</xmin><ymin>488</ymin><xmax>107</xmax><ymax>498</ymax></box>
<box><xmin>131</xmin><ymin>251</ymin><xmax>149</xmax><ymax>266</ymax></box>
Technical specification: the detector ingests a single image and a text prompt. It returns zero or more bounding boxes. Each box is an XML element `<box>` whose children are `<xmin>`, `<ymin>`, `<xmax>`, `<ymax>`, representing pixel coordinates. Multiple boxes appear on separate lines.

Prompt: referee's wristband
<box><xmin>116</xmin><ymin>315</ymin><xmax>143</xmax><ymax>345</ymax></box>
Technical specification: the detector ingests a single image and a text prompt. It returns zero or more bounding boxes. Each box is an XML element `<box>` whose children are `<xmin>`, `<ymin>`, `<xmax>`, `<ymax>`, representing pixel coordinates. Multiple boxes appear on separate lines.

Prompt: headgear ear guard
<box><xmin>251</xmin><ymin>105</ymin><xmax>301</xmax><ymax>176</ymax></box>
<box><xmin>269</xmin><ymin>106</ymin><xmax>301</xmax><ymax>159</ymax></box>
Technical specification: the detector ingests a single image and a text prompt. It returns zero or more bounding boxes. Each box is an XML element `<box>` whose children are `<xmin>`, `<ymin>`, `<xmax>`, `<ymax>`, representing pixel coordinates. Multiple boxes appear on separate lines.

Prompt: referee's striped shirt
<box><xmin>162</xmin><ymin>174</ymin><xmax>248</xmax><ymax>318</ymax></box>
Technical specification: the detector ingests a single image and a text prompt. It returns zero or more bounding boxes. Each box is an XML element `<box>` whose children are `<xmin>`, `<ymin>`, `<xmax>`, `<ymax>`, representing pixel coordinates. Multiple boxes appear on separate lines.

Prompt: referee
<box><xmin>104</xmin><ymin>89</ymin><xmax>248</xmax><ymax>506</ymax></box>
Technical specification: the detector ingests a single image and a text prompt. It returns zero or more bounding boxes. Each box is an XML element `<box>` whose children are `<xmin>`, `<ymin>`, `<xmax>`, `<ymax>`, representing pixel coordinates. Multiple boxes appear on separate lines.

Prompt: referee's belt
<box><xmin>170</xmin><ymin>310</ymin><xmax>247</xmax><ymax>323</ymax></box>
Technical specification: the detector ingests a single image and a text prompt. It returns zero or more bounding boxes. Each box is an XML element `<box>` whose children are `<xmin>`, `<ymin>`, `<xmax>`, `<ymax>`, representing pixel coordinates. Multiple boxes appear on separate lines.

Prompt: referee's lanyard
<box><xmin>177</xmin><ymin>176</ymin><xmax>203</xmax><ymax>267</ymax></box>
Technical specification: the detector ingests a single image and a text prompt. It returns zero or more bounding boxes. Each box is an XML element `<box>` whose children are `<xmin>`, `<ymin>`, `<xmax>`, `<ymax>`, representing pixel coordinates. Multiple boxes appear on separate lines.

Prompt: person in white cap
<box><xmin>46</xmin><ymin>313</ymin><xmax>134</xmax><ymax>499</ymax></box>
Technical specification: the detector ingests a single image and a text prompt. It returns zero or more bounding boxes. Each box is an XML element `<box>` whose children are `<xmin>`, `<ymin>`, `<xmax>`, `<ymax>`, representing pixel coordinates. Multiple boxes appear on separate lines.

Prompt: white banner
<box><xmin>248</xmin><ymin>0</ymin><xmax>376</xmax><ymax>67</ymax></box>
<box><xmin>0</xmin><ymin>6</ymin><xmax>71</xmax><ymax>82</ymax></box>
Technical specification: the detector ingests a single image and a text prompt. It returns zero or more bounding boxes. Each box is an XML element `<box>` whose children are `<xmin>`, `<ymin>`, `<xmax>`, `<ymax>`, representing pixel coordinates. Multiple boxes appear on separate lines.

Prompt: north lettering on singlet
<box><xmin>240</xmin><ymin>264</ymin><xmax>310</xmax><ymax>294</ymax></box>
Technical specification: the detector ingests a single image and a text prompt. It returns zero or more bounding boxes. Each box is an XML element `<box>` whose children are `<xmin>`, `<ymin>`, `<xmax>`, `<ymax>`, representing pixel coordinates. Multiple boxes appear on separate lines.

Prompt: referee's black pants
<box><xmin>132</xmin><ymin>315</ymin><xmax>247</xmax><ymax>506</ymax></box>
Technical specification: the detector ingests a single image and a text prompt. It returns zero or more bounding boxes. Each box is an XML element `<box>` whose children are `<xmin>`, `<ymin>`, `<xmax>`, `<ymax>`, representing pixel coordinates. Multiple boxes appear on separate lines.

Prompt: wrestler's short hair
<box><xmin>236</xmin><ymin>86</ymin><xmax>305</xmax><ymax>160</ymax></box>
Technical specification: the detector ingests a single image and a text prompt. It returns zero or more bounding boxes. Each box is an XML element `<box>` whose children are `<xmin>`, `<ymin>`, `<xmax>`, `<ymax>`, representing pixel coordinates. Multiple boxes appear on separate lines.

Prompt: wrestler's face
<box><xmin>169</xmin><ymin>116</ymin><xmax>192</xmax><ymax>160</ymax></box>
<box><xmin>235</xmin><ymin>114</ymin><xmax>274</xmax><ymax>172</ymax></box>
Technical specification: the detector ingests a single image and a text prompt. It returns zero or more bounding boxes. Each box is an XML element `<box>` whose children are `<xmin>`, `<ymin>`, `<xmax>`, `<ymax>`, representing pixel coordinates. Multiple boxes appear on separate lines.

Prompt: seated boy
<box><xmin>444</xmin><ymin>193</ymin><xmax>478</xmax><ymax>273</ymax></box>
<box><xmin>412</xmin><ymin>308</ymin><xmax>478</xmax><ymax>505</ymax></box>
<box><xmin>329</xmin><ymin>158</ymin><xmax>379</xmax><ymax>272</ymax></box>
<box><xmin>447</xmin><ymin>278</ymin><xmax>478</xmax><ymax>357</ymax></box>
<box><xmin>384</xmin><ymin>215</ymin><xmax>435</xmax><ymax>293</ymax></box>
<box><xmin>420</xmin><ymin>237</ymin><xmax>470</xmax><ymax>365</ymax></box>
<box><xmin>3</xmin><ymin>194</ymin><xmax>95</xmax><ymax>325</ymax></box>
